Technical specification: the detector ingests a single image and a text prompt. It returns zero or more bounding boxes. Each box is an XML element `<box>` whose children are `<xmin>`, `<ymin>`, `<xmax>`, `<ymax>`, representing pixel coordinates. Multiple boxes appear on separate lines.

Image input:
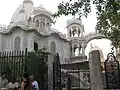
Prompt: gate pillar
<box><xmin>48</xmin><ymin>55</ymin><xmax>53</xmax><ymax>90</ymax></box>
<box><xmin>89</xmin><ymin>50</ymin><xmax>103</xmax><ymax>90</ymax></box>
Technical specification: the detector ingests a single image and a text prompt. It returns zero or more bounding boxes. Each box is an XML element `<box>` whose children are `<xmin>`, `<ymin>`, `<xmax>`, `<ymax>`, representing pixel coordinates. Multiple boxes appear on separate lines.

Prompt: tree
<box><xmin>0</xmin><ymin>47</ymin><xmax>50</xmax><ymax>85</ymax></box>
<box><xmin>54</xmin><ymin>0</ymin><xmax>120</xmax><ymax>51</ymax></box>
<box><xmin>27</xmin><ymin>46</ymin><xmax>50</xmax><ymax>88</ymax></box>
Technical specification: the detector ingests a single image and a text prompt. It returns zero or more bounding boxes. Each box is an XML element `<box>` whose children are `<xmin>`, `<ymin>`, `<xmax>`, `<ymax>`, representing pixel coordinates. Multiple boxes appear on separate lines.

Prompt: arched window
<box><xmin>36</xmin><ymin>20</ymin><xmax>39</xmax><ymax>27</ymax></box>
<box><xmin>51</xmin><ymin>41</ymin><xmax>56</xmax><ymax>54</ymax></box>
<box><xmin>74</xmin><ymin>45</ymin><xmax>79</xmax><ymax>56</ymax></box>
<box><xmin>40</xmin><ymin>22</ymin><xmax>45</xmax><ymax>28</ymax></box>
<box><xmin>14</xmin><ymin>36</ymin><xmax>21</xmax><ymax>51</ymax></box>
<box><xmin>34</xmin><ymin>42</ymin><xmax>38</xmax><ymax>51</ymax></box>
<box><xmin>72</xmin><ymin>26</ymin><xmax>78</xmax><ymax>37</ymax></box>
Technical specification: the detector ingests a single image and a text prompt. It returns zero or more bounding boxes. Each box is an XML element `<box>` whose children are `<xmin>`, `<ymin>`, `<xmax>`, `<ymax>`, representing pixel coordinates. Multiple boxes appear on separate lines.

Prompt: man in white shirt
<box><xmin>0</xmin><ymin>73</ymin><xmax>8</xmax><ymax>88</ymax></box>
<box><xmin>30</xmin><ymin>75</ymin><xmax>39</xmax><ymax>90</ymax></box>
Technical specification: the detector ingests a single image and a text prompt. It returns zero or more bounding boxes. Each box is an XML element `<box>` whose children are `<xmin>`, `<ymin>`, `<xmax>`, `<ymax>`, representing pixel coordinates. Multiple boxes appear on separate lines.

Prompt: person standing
<box><xmin>6</xmin><ymin>76</ymin><xmax>18</xmax><ymax>90</ymax></box>
<box><xmin>66</xmin><ymin>75</ymin><xmax>71</xmax><ymax>90</ymax></box>
<box><xmin>0</xmin><ymin>72</ymin><xmax>8</xmax><ymax>88</ymax></box>
<box><xmin>30</xmin><ymin>75</ymin><xmax>39</xmax><ymax>90</ymax></box>
<box><xmin>21</xmin><ymin>73</ymin><xmax>31</xmax><ymax>90</ymax></box>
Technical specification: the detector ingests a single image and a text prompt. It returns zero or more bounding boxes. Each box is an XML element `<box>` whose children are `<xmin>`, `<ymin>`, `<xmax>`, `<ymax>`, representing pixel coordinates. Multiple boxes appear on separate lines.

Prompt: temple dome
<box><xmin>11</xmin><ymin>5</ymin><xmax>26</xmax><ymax>25</ymax></box>
<box><xmin>30</xmin><ymin>4</ymin><xmax>52</xmax><ymax>17</ymax></box>
<box><xmin>66</xmin><ymin>17</ymin><xmax>83</xmax><ymax>27</ymax></box>
<box><xmin>11</xmin><ymin>0</ymin><xmax>33</xmax><ymax>25</ymax></box>
<box><xmin>10</xmin><ymin>0</ymin><xmax>52</xmax><ymax>26</ymax></box>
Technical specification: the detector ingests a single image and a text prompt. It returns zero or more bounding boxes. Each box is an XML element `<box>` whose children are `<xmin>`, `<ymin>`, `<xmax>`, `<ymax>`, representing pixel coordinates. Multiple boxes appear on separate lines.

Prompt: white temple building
<box><xmin>0</xmin><ymin>0</ymin><xmax>105</xmax><ymax>90</ymax></box>
<box><xmin>0</xmin><ymin>0</ymin><xmax>70</xmax><ymax>62</ymax></box>
<box><xmin>0</xmin><ymin>0</ymin><xmax>92</xmax><ymax>63</ymax></box>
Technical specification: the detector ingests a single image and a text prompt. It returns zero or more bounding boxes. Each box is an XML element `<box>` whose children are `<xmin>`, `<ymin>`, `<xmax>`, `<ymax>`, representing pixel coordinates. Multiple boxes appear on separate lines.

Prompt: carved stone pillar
<box><xmin>73</xmin><ymin>47</ymin><xmax>75</xmax><ymax>56</ymax></box>
<box><xmin>78</xmin><ymin>45</ymin><xmax>81</xmax><ymax>55</ymax></box>
<box><xmin>70</xmin><ymin>46</ymin><xmax>73</xmax><ymax>56</ymax></box>
<box><xmin>82</xmin><ymin>47</ymin><xmax>85</xmax><ymax>55</ymax></box>
<box><xmin>81</xmin><ymin>43</ymin><xmax>85</xmax><ymax>55</ymax></box>
<box><xmin>67</xmin><ymin>29</ymin><xmax>70</xmax><ymax>37</ymax></box>
<box><xmin>71</xmin><ymin>46</ymin><xmax>74</xmax><ymax>56</ymax></box>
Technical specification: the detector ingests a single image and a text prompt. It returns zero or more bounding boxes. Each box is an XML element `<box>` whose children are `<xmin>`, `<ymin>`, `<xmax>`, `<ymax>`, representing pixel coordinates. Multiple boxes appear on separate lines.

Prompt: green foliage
<box><xmin>95</xmin><ymin>0</ymin><xmax>120</xmax><ymax>49</ymax></box>
<box><xmin>54</xmin><ymin>0</ymin><xmax>120</xmax><ymax>18</ymax></box>
<box><xmin>54</xmin><ymin>0</ymin><xmax>120</xmax><ymax>49</ymax></box>
<box><xmin>27</xmin><ymin>47</ymin><xmax>50</xmax><ymax>87</ymax></box>
<box><xmin>53</xmin><ymin>0</ymin><xmax>91</xmax><ymax>18</ymax></box>
<box><xmin>0</xmin><ymin>47</ymin><xmax>50</xmax><ymax>85</ymax></box>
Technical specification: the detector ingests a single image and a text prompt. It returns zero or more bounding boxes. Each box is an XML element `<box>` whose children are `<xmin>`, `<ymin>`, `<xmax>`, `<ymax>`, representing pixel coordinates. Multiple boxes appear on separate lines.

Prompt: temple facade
<box><xmin>0</xmin><ymin>0</ymin><xmax>105</xmax><ymax>90</ymax></box>
<box><xmin>0</xmin><ymin>0</ymin><xmax>93</xmax><ymax>64</ymax></box>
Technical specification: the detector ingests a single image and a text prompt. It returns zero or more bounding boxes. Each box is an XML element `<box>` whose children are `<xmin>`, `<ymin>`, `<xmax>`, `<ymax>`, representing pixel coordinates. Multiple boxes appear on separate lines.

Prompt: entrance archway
<box><xmin>84</xmin><ymin>32</ymin><xmax>111</xmax><ymax>60</ymax></box>
<box><xmin>86</xmin><ymin>32</ymin><xmax>120</xmax><ymax>90</ymax></box>
<box><xmin>85</xmin><ymin>39</ymin><xmax>111</xmax><ymax>59</ymax></box>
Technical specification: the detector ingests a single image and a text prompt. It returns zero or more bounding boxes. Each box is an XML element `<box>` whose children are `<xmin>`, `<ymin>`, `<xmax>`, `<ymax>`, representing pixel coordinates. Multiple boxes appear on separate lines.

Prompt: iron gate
<box><xmin>53</xmin><ymin>53</ymin><xmax>90</xmax><ymax>90</ymax></box>
<box><xmin>0</xmin><ymin>49</ymin><xmax>28</xmax><ymax>83</ymax></box>
<box><xmin>66</xmin><ymin>70</ymin><xmax>90</xmax><ymax>90</ymax></box>
<box><xmin>53</xmin><ymin>53</ymin><xmax>62</xmax><ymax>90</ymax></box>
<box><xmin>104</xmin><ymin>52</ymin><xmax>120</xmax><ymax>89</ymax></box>
<box><xmin>0</xmin><ymin>48</ymin><xmax>48</xmax><ymax>89</ymax></box>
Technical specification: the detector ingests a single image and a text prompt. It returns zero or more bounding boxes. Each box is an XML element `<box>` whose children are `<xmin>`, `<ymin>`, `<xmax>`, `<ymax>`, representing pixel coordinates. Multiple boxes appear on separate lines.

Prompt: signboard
<box><xmin>105</xmin><ymin>53</ymin><xmax>120</xmax><ymax>89</ymax></box>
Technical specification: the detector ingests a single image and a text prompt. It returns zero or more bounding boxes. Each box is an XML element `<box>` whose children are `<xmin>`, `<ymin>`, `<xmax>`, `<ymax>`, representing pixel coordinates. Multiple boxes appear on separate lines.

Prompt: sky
<box><xmin>0</xmin><ymin>0</ymin><xmax>111</xmax><ymax>59</ymax></box>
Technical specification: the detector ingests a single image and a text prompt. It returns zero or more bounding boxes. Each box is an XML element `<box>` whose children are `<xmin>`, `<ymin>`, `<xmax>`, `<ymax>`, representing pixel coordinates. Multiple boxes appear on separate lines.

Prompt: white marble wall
<box><xmin>0</xmin><ymin>33</ymin><xmax>3</xmax><ymax>52</ymax></box>
<box><xmin>1</xmin><ymin>28</ymin><xmax>25</xmax><ymax>51</ymax></box>
<box><xmin>47</xmin><ymin>35</ymin><xmax>70</xmax><ymax>90</ymax></box>
<box><xmin>0</xmin><ymin>27</ymin><xmax>70</xmax><ymax>90</ymax></box>
<box><xmin>48</xmin><ymin>35</ymin><xmax>70</xmax><ymax>62</ymax></box>
<box><xmin>0</xmin><ymin>28</ymin><xmax>36</xmax><ymax>52</ymax></box>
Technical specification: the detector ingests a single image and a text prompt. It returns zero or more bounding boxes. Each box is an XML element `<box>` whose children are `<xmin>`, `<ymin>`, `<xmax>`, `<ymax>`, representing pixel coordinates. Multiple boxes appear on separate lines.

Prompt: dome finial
<box><xmin>39</xmin><ymin>4</ymin><xmax>43</xmax><ymax>8</ymax></box>
<box><xmin>23</xmin><ymin>0</ymin><xmax>33</xmax><ymax>4</ymax></box>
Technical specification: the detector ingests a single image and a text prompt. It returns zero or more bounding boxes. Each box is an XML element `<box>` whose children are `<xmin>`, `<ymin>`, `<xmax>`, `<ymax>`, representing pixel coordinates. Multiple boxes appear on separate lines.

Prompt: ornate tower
<box><xmin>67</xmin><ymin>17</ymin><xmax>84</xmax><ymax>38</ymax></box>
<box><xmin>67</xmin><ymin>17</ymin><xmax>86</xmax><ymax>59</ymax></box>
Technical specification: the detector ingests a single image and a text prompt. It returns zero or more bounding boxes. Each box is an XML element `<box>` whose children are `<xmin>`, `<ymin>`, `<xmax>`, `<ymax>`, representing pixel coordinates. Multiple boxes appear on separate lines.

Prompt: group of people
<box><xmin>0</xmin><ymin>72</ymin><xmax>39</xmax><ymax>90</ymax></box>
